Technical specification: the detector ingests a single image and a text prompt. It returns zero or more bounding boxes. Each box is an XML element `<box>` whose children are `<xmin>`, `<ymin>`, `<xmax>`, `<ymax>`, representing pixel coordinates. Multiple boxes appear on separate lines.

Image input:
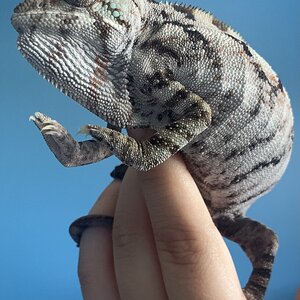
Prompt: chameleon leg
<box><xmin>30</xmin><ymin>112</ymin><xmax>112</xmax><ymax>167</ymax></box>
<box><xmin>82</xmin><ymin>84</ymin><xmax>212</xmax><ymax>171</ymax></box>
<box><xmin>215</xmin><ymin>215</ymin><xmax>278</xmax><ymax>300</ymax></box>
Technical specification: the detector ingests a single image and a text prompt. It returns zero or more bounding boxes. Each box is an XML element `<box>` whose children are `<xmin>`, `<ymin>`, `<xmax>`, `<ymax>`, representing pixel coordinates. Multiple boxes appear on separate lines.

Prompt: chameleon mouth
<box><xmin>11</xmin><ymin>12</ymin><xmax>31</xmax><ymax>34</ymax></box>
<box><xmin>11</xmin><ymin>0</ymin><xmax>88</xmax><ymax>35</ymax></box>
<box><xmin>12</xmin><ymin>0</ymin><xmax>130</xmax><ymax>35</ymax></box>
<box><xmin>12</xmin><ymin>0</ymin><xmax>50</xmax><ymax>33</ymax></box>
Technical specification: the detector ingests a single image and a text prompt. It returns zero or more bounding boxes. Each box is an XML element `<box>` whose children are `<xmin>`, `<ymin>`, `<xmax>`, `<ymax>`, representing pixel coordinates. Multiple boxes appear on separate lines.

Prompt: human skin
<box><xmin>76</xmin><ymin>152</ymin><xmax>246</xmax><ymax>300</ymax></box>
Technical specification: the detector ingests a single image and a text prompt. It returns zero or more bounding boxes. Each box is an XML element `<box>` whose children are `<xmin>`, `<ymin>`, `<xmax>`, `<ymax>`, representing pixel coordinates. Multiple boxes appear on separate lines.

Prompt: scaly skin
<box><xmin>12</xmin><ymin>1</ymin><xmax>293</xmax><ymax>298</ymax></box>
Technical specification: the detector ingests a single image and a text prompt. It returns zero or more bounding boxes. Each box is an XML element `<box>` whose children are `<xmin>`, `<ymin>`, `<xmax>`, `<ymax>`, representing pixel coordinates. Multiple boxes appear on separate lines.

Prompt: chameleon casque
<box><xmin>12</xmin><ymin>0</ymin><xmax>293</xmax><ymax>299</ymax></box>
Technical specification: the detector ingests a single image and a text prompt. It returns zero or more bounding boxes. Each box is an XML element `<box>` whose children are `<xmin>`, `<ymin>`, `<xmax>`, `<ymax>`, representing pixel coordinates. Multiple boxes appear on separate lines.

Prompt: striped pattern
<box><xmin>216</xmin><ymin>216</ymin><xmax>278</xmax><ymax>299</ymax></box>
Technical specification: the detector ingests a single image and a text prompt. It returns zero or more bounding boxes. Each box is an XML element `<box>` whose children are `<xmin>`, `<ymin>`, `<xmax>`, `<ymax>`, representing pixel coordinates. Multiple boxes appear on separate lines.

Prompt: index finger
<box><xmin>140</xmin><ymin>155</ymin><xmax>245</xmax><ymax>300</ymax></box>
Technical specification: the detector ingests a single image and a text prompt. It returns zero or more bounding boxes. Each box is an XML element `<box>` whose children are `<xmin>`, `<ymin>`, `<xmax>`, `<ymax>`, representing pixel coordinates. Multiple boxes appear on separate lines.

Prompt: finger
<box><xmin>78</xmin><ymin>180</ymin><xmax>121</xmax><ymax>300</ymax></box>
<box><xmin>113</xmin><ymin>168</ymin><xmax>168</xmax><ymax>300</ymax></box>
<box><xmin>140</xmin><ymin>155</ymin><xmax>244</xmax><ymax>300</ymax></box>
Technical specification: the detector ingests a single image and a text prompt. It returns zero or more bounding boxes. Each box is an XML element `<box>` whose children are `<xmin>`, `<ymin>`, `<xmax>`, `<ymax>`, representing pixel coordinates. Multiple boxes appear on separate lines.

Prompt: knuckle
<box><xmin>112</xmin><ymin>214</ymin><xmax>141</xmax><ymax>259</ymax></box>
<box><xmin>78</xmin><ymin>265</ymin><xmax>97</xmax><ymax>289</ymax></box>
<box><xmin>155</xmin><ymin>223</ymin><xmax>203</xmax><ymax>266</ymax></box>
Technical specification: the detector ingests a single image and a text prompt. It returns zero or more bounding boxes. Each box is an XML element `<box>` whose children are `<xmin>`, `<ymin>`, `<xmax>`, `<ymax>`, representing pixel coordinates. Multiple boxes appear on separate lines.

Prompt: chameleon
<box><xmin>11</xmin><ymin>0</ymin><xmax>293</xmax><ymax>299</ymax></box>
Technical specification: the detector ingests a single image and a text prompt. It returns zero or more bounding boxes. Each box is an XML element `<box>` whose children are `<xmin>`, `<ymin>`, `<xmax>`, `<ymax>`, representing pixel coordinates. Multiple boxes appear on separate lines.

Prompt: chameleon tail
<box><xmin>215</xmin><ymin>215</ymin><xmax>278</xmax><ymax>300</ymax></box>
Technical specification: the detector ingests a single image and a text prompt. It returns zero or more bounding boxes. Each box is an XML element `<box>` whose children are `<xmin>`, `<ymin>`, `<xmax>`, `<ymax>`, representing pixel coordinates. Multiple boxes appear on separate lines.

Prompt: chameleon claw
<box><xmin>41</xmin><ymin>125</ymin><xmax>58</xmax><ymax>134</ymax></box>
<box><xmin>77</xmin><ymin>125</ymin><xmax>91</xmax><ymax>136</ymax></box>
<box><xmin>34</xmin><ymin>112</ymin><xmax>46</xmax><ymax>121</ymax></box>
<box><xmin>77</xmin><ymin>125</ymin><xmax>104</xmax><ymax>139</ymax></box>
<box><xmin>43</xmin><ymin>130</ymin><xmax>59</xmax><ymax>136</ymax></box>
<box><xmin>29</xmin><ymin>115</ymin><xmax>36</xmax><ymax>122</ymax></box>
<box><xmin>29</xmin><ymin>112</ymin><xmax>46</xmax><ymax>122</ymax></box>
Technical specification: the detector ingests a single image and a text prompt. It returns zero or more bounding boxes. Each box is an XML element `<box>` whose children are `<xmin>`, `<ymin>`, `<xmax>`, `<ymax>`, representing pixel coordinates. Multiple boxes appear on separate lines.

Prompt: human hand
<box><xmin>72</xmin><ymin>153</ymin><xmax>245</xmax><ymax>300</ymax></box>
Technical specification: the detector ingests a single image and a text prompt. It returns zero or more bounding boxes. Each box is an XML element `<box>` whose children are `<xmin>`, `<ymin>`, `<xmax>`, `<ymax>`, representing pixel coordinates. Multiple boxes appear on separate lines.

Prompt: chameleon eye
<box><xmin>64</xmin><ymin>0</ymin><xmax>96</xmax><ymax>7</ymax></box>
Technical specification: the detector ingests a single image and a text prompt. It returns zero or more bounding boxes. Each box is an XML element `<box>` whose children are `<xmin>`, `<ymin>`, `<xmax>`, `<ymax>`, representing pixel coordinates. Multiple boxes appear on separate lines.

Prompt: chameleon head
<box><xmin>11</xmin><ymin>0</ymin><xmax>146</xmax><ymax>124</ymax></box>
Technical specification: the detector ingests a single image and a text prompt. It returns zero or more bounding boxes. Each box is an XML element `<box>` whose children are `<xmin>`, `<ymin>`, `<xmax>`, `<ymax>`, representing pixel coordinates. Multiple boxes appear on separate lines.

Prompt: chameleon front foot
<box><xmin>30</xmin><ymin>112</ymin><xmax>112</xmax><ymax>167</ymax></box>
<box><xmin>30</xmin><ymin>112</ymin><xmax>68</xmax><ymax>137</ymax></box>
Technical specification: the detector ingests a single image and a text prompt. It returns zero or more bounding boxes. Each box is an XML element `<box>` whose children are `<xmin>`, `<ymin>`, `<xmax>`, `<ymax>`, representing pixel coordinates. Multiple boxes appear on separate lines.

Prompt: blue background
<box><xmin>1</xmin><ymin>0</ymin><xmax>299</xmax><ymax>299</ymax></box>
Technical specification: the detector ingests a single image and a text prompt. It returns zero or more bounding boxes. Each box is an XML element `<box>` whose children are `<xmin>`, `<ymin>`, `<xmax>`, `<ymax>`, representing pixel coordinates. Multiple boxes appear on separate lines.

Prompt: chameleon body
<box><xmin>12</xmin><ymin>0</ymin><xmax>293</xmax><ymax>298</ymax></box>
